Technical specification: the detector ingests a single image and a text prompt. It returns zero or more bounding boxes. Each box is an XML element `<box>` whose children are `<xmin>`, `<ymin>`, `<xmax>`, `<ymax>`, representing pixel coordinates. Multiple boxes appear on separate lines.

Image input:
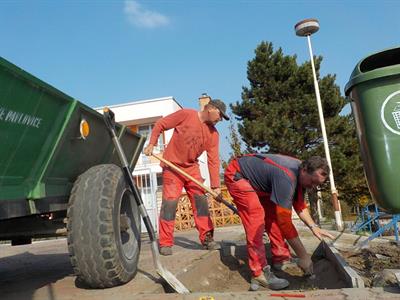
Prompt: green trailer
<box><xmin>0</xmin><ymin>56</ymin><xmax>146</xmax><ymax>288</ymax></box>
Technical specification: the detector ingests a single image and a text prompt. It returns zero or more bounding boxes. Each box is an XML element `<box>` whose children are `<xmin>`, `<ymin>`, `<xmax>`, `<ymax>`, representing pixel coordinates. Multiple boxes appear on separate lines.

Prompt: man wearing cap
<box><xmin>143</xmin><ymin>97</ymin><xmax>229</xmax><ymax>255</ymax></box>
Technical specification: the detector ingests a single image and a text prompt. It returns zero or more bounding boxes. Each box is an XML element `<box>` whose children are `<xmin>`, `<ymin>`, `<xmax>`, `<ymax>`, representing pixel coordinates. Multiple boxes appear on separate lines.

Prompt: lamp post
<box><xmin>295</xmin><ymin>18</ymin><xmax>343</xmax><ymax>231</ymax></box>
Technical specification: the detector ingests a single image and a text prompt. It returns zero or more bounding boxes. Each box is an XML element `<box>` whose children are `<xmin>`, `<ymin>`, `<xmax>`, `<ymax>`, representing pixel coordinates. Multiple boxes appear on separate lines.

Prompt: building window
<box><xmin>138</xmin><ymin>124</ymin><xmax>164</xmax><ymax>153</ymax></box>
<box><xmin>156</xmin><ymin>173</ymin><xmax>163</xmax><ymax>193</ymax></box>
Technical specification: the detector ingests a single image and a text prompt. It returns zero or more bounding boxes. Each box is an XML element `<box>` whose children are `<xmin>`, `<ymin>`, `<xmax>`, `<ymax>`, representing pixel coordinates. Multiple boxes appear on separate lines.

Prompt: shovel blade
<box><xmin>156</xmin><ymin>267</ymin><xmax>190</xmax><ymax>294</ymax></box>
<box><xmin>150</xmin><ymin>241</ymin><xmax>190</xmax><ymax>294</ymax></box>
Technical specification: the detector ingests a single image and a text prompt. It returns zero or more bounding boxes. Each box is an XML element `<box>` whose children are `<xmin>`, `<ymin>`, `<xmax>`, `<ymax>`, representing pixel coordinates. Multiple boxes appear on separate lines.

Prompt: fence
<box><xmin>174</xmin><ymin>187</ymin><xmax>241</xmax><ymax>231</ymax></box>
<box><xmin>133</xmin><ymin>168</ymin><xmax>159</xmax><ymax>233</ymax></box>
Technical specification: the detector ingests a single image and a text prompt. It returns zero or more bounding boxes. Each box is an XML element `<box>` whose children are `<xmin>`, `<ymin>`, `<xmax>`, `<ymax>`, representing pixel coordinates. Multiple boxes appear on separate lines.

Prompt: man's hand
<box><xmin>143</xmin><ymin>144</ymin><xmax>154</xmax><ymax>156</ymax></box>
<box><xmin>298</xmin><ymin>209</ymin><xmax>335</xmax><ymax>241</ymax></box>
<box><xmin>297</xmin><ymin>254</ymin><xmax>313</xmax><ymax>276</ymax></box>
<box><xmin>212</xmin><ymin>188</ymin><xmax>222</xmax><ymax>202</ymax></box>
<box><xmin>310</xmin><ymin>226</ymin><xmax>335</xmax><ymax>241</ymax></box>
<box><xmin>212</xmin><ymin>188</ymin><xmax>221</xmax><ymax>196</ymax></box>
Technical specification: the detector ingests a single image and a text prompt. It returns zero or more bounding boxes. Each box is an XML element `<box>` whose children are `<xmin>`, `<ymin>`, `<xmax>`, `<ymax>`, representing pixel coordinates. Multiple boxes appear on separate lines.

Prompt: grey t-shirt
<box><xmin>237</xmin><ymin>154</ymin><xmax>301</xmax><ymax>209</ymax></box>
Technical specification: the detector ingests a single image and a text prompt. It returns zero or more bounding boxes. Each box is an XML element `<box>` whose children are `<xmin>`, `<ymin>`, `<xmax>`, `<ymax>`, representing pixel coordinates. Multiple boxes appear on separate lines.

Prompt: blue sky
<box><xmin>1</xmin><ymin>0</ymin><xmax>399</xmax><ymax>161</ymax></box>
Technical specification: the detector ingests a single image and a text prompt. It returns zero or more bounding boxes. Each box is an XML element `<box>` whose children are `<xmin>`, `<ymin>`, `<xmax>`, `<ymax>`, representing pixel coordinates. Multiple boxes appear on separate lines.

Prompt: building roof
<box><xmin>95</xmin><ymin>96</ymin><xmax>182</xmax><ymax>110</ymax></box>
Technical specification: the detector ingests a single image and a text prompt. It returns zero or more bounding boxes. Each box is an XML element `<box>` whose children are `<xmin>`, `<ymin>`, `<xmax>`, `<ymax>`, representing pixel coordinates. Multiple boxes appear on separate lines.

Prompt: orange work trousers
<box><xmin>224</xmin><ymin>159</ymin><xmax>291</xmax><ymax>276</ymax></box>
<box><xmin>158</xmin><ymin>166</ymin><xmax>214</xmax><ymax>247</ymax></box>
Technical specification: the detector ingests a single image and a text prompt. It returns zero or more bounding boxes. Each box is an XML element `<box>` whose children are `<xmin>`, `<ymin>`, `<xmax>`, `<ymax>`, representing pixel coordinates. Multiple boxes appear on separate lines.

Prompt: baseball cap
<box><xmin>209</xmin><ymin>99</ymin><xmax>230</xmax><ymax>120</ymax></box>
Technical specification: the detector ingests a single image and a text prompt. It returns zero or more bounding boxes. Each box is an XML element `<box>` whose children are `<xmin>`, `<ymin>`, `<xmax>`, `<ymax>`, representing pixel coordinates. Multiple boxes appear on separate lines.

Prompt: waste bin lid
<box><xmin>345</xmin><ymin>46</ymin><xmax>400</xmax><ymax>96</ymax></box>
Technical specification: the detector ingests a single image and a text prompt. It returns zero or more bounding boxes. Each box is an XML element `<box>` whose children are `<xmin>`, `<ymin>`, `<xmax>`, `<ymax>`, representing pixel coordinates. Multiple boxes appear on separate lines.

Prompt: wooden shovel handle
<box><xmin>151</xmin><ymin>154</ymin><xmax>238</xmax><ymax>215</ymax></box>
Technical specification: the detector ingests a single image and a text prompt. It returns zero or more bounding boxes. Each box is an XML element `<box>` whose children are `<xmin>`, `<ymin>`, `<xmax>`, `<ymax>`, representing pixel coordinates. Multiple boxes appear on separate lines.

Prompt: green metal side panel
<box><xmin>0</xmin><ymin>57</ymin><xmax>76</xmax><ymax>200</ymax></box>
<box><xmin>0</xmin><ymin>56</ymin><xmax>144</xmax><ymax>207</ymax></box>
<box><xmin>40</xmin><ymin>102</ymin><xmax>144</xmax><ymax>199</ymax></box>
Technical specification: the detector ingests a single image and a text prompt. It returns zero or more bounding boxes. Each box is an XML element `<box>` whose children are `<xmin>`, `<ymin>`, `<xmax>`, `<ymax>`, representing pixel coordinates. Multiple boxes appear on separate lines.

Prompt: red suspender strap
<box><xmin>261</xmin><ymin>156</ymin><xmax>295</xmax><ymax>181</ymax></box>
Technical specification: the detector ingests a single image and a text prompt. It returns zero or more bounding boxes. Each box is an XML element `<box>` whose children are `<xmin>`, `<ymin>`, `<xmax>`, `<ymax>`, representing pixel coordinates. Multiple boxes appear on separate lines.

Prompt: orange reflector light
<box><xmin>80</xmin><ymin>119</ymin><xmax>90</xmax><ymax>139</ymax></box>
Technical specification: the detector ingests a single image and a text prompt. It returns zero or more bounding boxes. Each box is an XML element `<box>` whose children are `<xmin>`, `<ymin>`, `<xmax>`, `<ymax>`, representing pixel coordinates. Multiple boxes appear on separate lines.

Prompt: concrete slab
<box><xmin>14</xmin><ymin>288</ymin><xmax>394</xmax><ymax>300</ymax></box>
<box><xmin>313</xmin><ymin>241</ymin><xmax>364</xmax><ymax>288</ymax></box>
<box><xmin>395</xmin><ymin>270</ymin><xmax>400</xmax><ymax>287</ymax></box>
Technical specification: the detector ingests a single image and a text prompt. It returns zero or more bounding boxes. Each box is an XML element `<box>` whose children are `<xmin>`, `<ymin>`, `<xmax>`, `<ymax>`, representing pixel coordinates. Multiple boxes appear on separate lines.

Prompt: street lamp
<box><xmin>295</xmin><ymin>18</ymin><xmax>344</xmax><ymax>231</ymax></box>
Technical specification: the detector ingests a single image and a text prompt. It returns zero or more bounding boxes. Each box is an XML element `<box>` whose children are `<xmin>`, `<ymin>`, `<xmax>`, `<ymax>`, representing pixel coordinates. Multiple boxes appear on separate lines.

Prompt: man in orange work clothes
<box><xmin>224</xmin><ymin>154</ymin><xmax>334</xmax><ymax>290</ymax></box>
<box><xmin>143</xmin><ymin>98</ymin><xmax>229</xmax><ymax>256</ymax></box>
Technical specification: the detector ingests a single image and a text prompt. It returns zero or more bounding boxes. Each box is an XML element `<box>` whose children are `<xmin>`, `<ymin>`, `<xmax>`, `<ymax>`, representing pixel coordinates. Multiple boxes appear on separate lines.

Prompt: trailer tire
<box><xmin>67</xmin><ymin>164</ymin><xmax>141</xmax><ymax>288</ymax></box>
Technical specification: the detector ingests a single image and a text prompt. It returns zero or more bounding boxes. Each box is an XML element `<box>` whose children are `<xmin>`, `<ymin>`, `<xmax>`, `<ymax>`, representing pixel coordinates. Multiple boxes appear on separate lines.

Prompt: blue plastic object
<box><xmin>352</xmin><ymin>204</ymin><xmax>400</xmax><ymax>247</ymax></box>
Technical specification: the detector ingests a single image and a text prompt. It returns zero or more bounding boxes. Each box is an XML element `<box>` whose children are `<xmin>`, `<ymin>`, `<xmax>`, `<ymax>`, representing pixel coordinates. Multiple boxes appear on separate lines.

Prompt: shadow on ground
<box><xmin>0</xmin><ymin>252</ymin><xmax>73</xmax><ymax>300</ymax></box>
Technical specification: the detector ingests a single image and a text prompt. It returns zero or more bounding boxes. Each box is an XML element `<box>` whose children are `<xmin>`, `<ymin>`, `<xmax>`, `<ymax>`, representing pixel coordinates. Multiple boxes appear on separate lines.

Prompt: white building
<box><xmin>96</xmin><ymin>95</ymin><xmax>212</xmax><ymax>231</ymax></box>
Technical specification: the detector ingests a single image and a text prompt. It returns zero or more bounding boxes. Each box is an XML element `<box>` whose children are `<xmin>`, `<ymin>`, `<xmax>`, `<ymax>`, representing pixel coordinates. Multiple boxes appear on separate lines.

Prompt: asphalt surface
<box><xmin>0</xmin><ymin>226</ymin><xmax>244</xmax><ymax>300</ymax></box>
<box><xmin>1</xmin><ymin>224</ymin><xmax>399</xmax><ymax>300</ymax></box>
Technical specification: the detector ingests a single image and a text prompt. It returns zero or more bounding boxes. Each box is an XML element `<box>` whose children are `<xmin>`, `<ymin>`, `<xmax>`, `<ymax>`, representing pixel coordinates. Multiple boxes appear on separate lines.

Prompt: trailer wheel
<box><xmin>67</xmin><ymin>164</ymin><xmax>141</xmax><ymax>288</ymax></box>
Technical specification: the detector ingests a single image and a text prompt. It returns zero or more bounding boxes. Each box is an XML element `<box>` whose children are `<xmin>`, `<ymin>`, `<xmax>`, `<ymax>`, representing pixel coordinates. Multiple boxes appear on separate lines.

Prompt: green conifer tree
<box><xmin>231</xmin><ymin>41</ymin><xmax>368</xmax><ymax>207</ymax></box>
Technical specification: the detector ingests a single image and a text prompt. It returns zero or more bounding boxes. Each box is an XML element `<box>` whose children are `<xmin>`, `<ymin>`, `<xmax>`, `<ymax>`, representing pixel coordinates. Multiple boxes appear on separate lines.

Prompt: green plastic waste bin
<box><xmin>345</xmin><ymin>47</ymin><xmax>400</xmax><ymax>213</ymax></box>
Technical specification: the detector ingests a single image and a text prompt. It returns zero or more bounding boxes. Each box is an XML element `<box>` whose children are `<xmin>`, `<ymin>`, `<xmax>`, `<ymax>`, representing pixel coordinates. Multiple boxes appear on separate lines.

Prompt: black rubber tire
<box><xmin>67</xmin><ymin>164</ymin><xmax>141</xmax><ymax>288</ymax></box>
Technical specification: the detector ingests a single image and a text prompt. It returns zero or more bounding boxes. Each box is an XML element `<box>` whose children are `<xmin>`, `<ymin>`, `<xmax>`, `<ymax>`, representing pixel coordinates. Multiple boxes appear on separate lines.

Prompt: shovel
<box><xmin>151</xmin><ymin>154</ymin><xmax>239</xmax><ymax>215</ymax></box>
<box><xmin>103</xmin><ymin>108</ymin><xmax>190</xmax><ymax>294</ymax></box>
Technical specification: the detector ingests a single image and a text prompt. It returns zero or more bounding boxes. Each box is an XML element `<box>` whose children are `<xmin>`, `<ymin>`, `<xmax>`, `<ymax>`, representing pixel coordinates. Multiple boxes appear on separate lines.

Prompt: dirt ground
<box><xmin>340</xmin><ymin>243</ymin><xmax>400</xmax><ymax>287</ymax></box>
<box><xmin>277</xmin><ymin>257</ymin><xmax>348</xmax><ymax>290</ymax></box>
<box><xmin>208</xmin><ymin>242</ymin><xmax>347</xmax><ymax>292</ymax></box>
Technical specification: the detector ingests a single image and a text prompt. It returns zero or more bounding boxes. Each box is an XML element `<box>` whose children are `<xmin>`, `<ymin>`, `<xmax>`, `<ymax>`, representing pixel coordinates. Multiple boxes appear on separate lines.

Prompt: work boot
<box><xmin>202</xmin><ymin>232</ymin><xmax>221</xmax><ymax>250</ymax></box>
<box><xmin>159</xmin><ymin>246</ymin><xmax>172</xmax><ymax>256</ymax></box>
<box><xmin>272</xmin><ymin>258</ymin><xmax>299</xmax><ymax>271</ymax></box>
<box><xmin>251</xmin><ymin>265</ymin><xmax>289</xmax><ymax>290</ymax></box>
